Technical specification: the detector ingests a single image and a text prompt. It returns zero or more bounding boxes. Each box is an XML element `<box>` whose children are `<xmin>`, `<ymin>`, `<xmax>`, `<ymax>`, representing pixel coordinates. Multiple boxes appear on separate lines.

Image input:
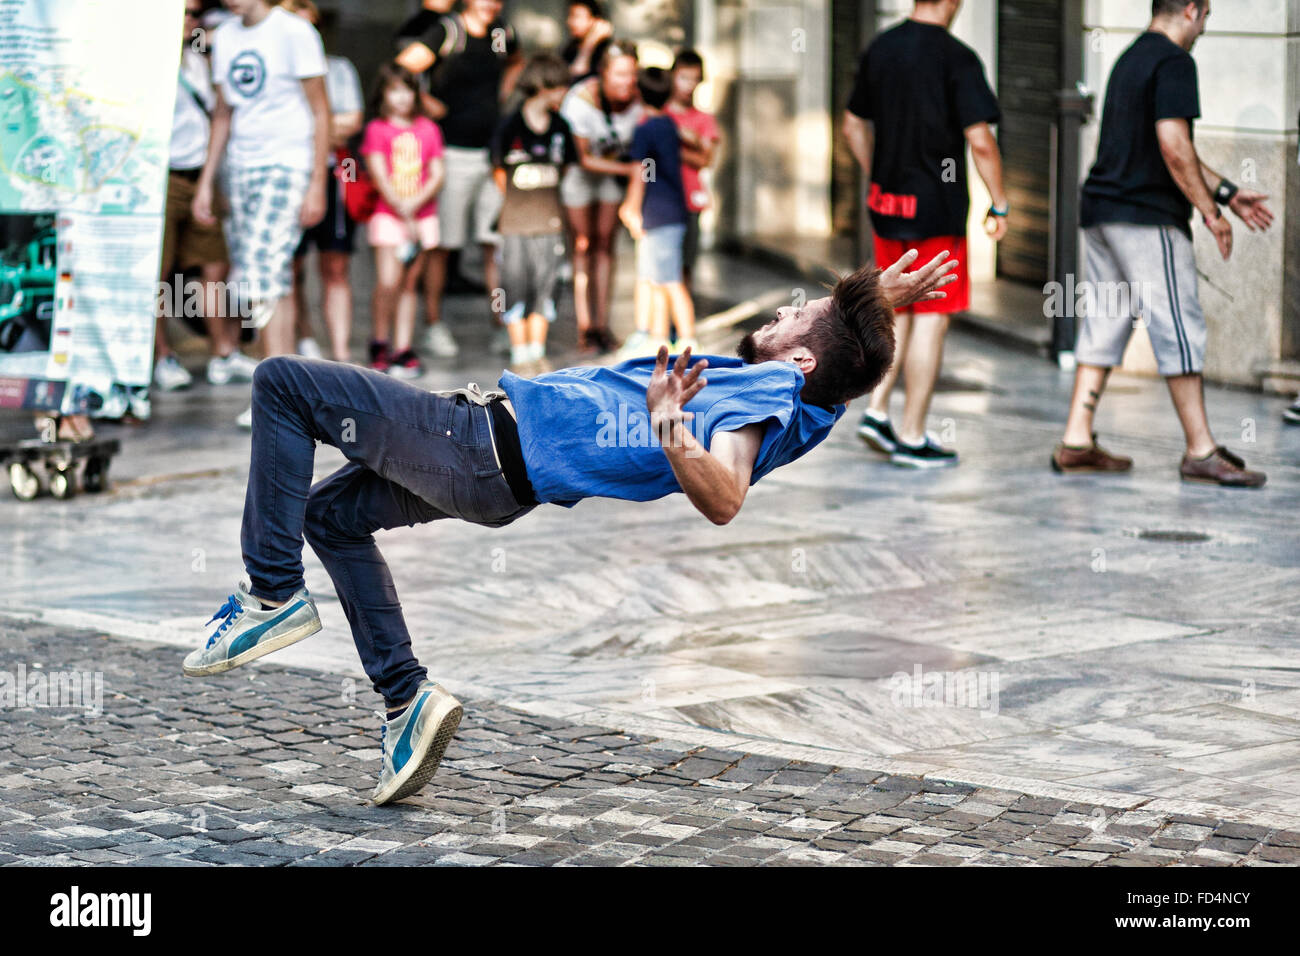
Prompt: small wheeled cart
<box><xmin>2</xmin><ymin>431</ymin><xmax>120</xmax><ymax>500</ymax></box>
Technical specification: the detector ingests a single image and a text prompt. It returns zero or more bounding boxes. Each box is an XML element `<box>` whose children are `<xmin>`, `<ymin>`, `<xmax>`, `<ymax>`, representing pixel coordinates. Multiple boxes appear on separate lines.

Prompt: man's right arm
<box><xmin>843</xmin><ymin>111</ymin><xmax>873</xmax><ymax>177</ymax></box>
<box><xmin>964</xmin><ymin>121</ymin><xmax>1009</xmax><ymax>241</ymax></box>
<box><xmin>1156</xmin><ymin>117</ymin><xmax>1232</xmax><ymax>259</ymax></box>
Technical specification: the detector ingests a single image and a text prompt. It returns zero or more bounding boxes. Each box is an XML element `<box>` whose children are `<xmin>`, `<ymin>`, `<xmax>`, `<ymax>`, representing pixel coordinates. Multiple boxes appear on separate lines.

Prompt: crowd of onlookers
<box><xmin>154</xmin><ymin>0</ymin><xmax>721</xmax><ymax>428</ymax></box>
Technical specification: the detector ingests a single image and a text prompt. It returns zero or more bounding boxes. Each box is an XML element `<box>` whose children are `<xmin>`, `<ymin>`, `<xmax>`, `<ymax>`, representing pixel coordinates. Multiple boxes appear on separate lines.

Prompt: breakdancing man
<box><xmin>183</xmin><ymin>249</ymin><xmax>957</xmax><ymax>804</ymax></box>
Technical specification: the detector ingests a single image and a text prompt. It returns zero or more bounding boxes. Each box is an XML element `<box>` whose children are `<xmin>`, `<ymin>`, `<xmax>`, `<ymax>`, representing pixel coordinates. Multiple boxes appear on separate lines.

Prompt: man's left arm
<box><xmin>1198</xmin><ymin>160</ymin><xmax>1274</xmax><ymax>232</ymax></box>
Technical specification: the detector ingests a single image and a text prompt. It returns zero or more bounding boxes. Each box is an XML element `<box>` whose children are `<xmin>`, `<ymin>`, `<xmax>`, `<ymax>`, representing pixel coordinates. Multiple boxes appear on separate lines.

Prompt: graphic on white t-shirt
<box><xmin>228</xmin><ymin>50</ymin><xmax>266</xmax><ymax>98</ymax></box>
<box><xmin>211</xmin><ymin>6</ymin><xmax>326</xmax><ymax>172</ymax></box>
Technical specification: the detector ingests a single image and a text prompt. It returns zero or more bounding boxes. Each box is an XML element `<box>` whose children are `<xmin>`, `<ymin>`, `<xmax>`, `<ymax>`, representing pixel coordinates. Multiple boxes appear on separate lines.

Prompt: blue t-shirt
<box><xmin>498</xmin><ymin>355</ymin><xmax>845</xmax><ymax>507</ymax></box>
<box><xmin>629</xmin><ymin>114</ymin><xmax>687</xmax><ymax>230</ymax></box>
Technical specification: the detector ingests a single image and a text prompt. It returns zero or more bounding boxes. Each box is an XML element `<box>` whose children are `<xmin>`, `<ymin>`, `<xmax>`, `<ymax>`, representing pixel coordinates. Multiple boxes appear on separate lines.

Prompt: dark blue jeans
<box><xmin>242</xmin><ymin>356</ymin><xmax>535</xmax><ymax>707</ymax></box>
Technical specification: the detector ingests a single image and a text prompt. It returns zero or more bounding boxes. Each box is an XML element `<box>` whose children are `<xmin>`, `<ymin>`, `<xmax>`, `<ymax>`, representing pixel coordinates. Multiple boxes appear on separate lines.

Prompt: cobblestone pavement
<box><xmin>3</xmin><ymin>620</ymin><xmax>1298</xmax><ymax>867</ymax></box>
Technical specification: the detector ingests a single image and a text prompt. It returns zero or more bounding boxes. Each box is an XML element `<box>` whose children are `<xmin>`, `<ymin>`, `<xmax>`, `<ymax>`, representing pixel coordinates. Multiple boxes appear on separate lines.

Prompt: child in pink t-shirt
<box><xmin>665</xmin><ymin>49</ymin><xmax>719</xmax><ymax>291</ymax></box>
<box><xmin>361</xmin><ymin>63</ymin><xmax>444</xmax><ymax>377</ymax></box>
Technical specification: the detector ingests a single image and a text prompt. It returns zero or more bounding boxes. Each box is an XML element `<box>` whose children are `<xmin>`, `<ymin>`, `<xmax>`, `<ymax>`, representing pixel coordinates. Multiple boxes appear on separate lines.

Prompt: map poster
<box><xmin>0</xmin><ymin>0</ymin><xmax>181</xmax><ymax>418</ymax></box>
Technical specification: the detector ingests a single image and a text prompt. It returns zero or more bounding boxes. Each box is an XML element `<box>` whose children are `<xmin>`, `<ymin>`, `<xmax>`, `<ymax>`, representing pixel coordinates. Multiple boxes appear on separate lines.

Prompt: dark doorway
<box><xmin>995</xmin><ymin>0</ymin><xmax>1063</xmax><ymax>285</ymax></box>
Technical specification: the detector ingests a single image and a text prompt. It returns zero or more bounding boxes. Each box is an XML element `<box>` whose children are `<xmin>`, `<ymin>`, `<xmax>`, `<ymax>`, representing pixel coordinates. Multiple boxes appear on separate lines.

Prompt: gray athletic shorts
<box><xmin>500</xmin><ymin>233</ymin><xmax>564</xmax><ymax>323</ymax></box>
<box><xmin>1074</xmin><ymin>222</ymin><xmax>1206</xmax><ymax>377</ymax></box>
<box><xmin>438</xmin><ymin>146</ymin><xmax>503</xmax><ymax>250</ymax></box>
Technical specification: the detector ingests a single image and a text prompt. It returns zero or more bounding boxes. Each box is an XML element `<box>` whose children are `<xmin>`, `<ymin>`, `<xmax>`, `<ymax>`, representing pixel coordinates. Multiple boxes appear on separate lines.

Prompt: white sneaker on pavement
<box><xmin>208</xmin><ymin>350</ymin><xmax>258</xmax><ymax>385</ymax></box>
<box><xmin>153</xmin><ymin>354</ymin><xmax>193</xmax><ymax>391</ymax></box>
<box><xmin>421</xmin><ymin>323</ymin><xmax>459</xmax><ymax>357</ymax></box>
<box><xmin>236</xmin><ymin>404</ymin><xmax>253</xmax><ymax>430</ymax></box>
<box><xmin>297</xmin><ymin>337</ymin><xmax>323</xmax><ymax>360</ymax></box>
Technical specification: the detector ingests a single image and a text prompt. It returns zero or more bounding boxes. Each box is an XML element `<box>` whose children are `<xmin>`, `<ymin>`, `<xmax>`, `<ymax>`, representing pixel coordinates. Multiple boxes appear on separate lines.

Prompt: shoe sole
<box><xmin>1179</xmin><ymin>473</ymin><xmax>1266</xmax><ymax>488</ymax></box>
<box><xmin>1051</xmin><ymin>456</ymin><xmax>1131</xmax><ymax>474</ymax></box>
<box><xmin>183</xmin><ymin>616</ymin><xmax>322</xmax><ymax>677</ymax></box>
<box><xmin>372</xmin><ymin>692</ymin><xmax>463</xmax><ymax>805</ymax></box>
<box><xmin>857</xmin><ymin>427</ymin><xmax>896</xmax><ymax>454</ymax></box>
<box><xmin>891</xmin><ymin>455</ymin><xmax>958</xmax><ymax>469</ymax></box>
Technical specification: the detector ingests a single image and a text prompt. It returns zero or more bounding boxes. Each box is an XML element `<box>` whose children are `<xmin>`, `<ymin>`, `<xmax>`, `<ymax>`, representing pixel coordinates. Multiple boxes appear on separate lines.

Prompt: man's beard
<box><xmin>736</xmin><ymin>330</ymin><xmax>761</xmax><ymax>364</ymax></box>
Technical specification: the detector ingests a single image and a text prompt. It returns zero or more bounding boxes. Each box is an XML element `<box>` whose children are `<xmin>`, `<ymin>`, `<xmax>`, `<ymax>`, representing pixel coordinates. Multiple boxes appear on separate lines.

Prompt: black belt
<box><xmin>170</xmin><ymin>167</ymin><xmax>203</xmax><ymax>182</ymax></box>
<box><xmin>487</xmin><ymin>399</ymin><xmax>538</xmax><ymax>507</ymax></box>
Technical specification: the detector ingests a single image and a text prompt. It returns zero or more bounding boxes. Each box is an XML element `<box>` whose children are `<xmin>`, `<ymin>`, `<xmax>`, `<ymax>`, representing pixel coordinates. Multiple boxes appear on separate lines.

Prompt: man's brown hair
<box><xmin>800</xmin><ymin>265</ymin><xmax>896</xmax><ymax>408</ymax></box>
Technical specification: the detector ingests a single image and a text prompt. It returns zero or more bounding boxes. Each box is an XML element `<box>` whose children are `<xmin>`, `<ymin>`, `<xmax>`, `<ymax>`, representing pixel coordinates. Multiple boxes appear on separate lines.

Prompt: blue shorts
<box><xmin>636</xmin><ymin>223</ymin><xmax>686</xmax><ymax>285</ymax></box>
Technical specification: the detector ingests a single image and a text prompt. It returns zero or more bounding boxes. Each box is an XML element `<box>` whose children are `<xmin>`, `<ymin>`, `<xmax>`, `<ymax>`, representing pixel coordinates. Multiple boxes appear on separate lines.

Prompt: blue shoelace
<box><xmin>204</xmin><ymin>594</ymin><xmax>244</xmax><ymax>649</ymax></box>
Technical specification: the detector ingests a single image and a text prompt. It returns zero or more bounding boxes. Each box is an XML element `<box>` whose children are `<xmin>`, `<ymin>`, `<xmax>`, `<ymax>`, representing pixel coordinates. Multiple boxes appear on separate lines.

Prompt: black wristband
<box><xmin>1214</xmin><ymin>179</ymin><xmax>1239</xmax><ymax>205</ymax></box>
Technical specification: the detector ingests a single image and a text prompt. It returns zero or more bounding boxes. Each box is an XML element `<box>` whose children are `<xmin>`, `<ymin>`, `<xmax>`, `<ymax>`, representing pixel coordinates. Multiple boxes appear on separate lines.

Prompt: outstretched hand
<box><xmin>646</xmin><ymin>345</ymin><xmax>708</xmax><ymax>444</ymax></box>
<box><xmin>1229</xmin><ymin>190</ymin><xmax>1274</xmax><ymax>233</ymax></box>
<box><xmin>877</xmin><ymin>248</ymin><xmax>959</xmax><ymax>308</ymax></box>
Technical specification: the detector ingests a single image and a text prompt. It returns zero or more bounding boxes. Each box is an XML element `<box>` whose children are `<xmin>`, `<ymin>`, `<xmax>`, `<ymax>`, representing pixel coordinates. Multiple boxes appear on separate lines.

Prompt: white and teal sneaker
<box><xmin>372</xmin><ymin>681</ymin><xmax>463</xmax><ymax>805</ymax></box>
<box><xmin>183</xmin><ymin>582</ymin><xmax>321</xmax><ymax>677</ymax></box>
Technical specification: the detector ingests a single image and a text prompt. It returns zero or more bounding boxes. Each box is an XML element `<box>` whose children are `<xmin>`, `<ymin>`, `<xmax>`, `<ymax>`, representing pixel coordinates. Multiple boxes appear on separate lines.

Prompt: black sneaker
<box><xmin>1283</xmin><ymin>398</ymin><xmax>1300</xmax><ymax>426</ymax></box>
<box><xmin>891</xmin><ymin>436</ymin><xmax>958</xmax><ymax>469</ymax></box>
<box><xmin>857</xmin><ymin>412</ymin><xmax>899</xmax><ymax>453</ymax></box>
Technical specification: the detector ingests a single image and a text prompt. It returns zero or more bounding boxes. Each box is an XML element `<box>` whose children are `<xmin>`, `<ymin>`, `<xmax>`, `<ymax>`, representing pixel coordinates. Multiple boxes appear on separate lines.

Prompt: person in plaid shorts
<box><xmin>192</xmin><ymin>0</ymin><xmax>331</xmax><ymax>428</ymax></box>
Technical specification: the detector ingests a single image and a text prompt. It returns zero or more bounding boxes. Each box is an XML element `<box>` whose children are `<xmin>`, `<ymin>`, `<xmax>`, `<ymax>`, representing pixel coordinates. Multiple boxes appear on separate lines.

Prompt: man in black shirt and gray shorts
<box><xmin>1053</xmin><ymin>0</ymin><xmax>1273</xmax><ymax>486</ymax></box>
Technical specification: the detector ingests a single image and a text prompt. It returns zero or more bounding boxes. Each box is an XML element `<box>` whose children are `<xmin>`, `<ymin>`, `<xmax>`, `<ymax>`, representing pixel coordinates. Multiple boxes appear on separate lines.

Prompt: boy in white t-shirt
<box><xmin>193</xmin><ymin>0</ymin><xmax>330</xmax><ymax>427</ymax></box>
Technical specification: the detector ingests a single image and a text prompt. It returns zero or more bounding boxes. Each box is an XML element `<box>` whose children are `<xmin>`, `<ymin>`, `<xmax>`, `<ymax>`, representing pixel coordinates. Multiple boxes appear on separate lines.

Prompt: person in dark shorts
<box><xmin>397</xmin><ymin>0</ymin><xmax>524</xmax><ymax>358</ymax></box>
<box><xmin>490</xmin><ymin>54</ymin><xmax>578</xmax><ymax>370</ymax></box>
<box><xmin>1053</xmin><ymin>0</ymin><xmax>1273</xmax><ymax>487</ymax></box>
<box><xmin>285</xmin><ymin>0</ymin><xmax>363</xmax><ymax>363</ymax></box>
<box><xmin>181</xmin><ymin>250</ymin><xmax>956</xmax><ymax>805</ymax></box>
<box><xmin>843</xmin><ymin>0</ymin><xmax>1008</xmax><ymax>468</ymax></box>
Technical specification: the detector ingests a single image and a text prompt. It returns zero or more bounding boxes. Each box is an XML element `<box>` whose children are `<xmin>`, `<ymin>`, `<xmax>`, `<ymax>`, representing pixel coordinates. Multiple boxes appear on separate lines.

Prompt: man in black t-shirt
<box><xmin>1054</xmin><ymin>0</ymin><xmax>1274</xmax><ymax>487</ymax></box>
<box><xmin>843</xmin><ymin>0</ymin><xmax>1007</xmax><ymax>469</ymax></box>
<box><xmin>396</xmin><ymin>0</ymin><xmax>523</xmax><ymax>357</ymax></box>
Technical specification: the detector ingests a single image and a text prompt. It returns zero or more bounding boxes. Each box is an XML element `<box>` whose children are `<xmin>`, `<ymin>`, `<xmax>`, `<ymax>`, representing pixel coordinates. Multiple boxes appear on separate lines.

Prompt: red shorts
<box><xmin>872</xmin><ymin>234</ymin><xmax>968</xmax><ymax>314</ymax></box>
